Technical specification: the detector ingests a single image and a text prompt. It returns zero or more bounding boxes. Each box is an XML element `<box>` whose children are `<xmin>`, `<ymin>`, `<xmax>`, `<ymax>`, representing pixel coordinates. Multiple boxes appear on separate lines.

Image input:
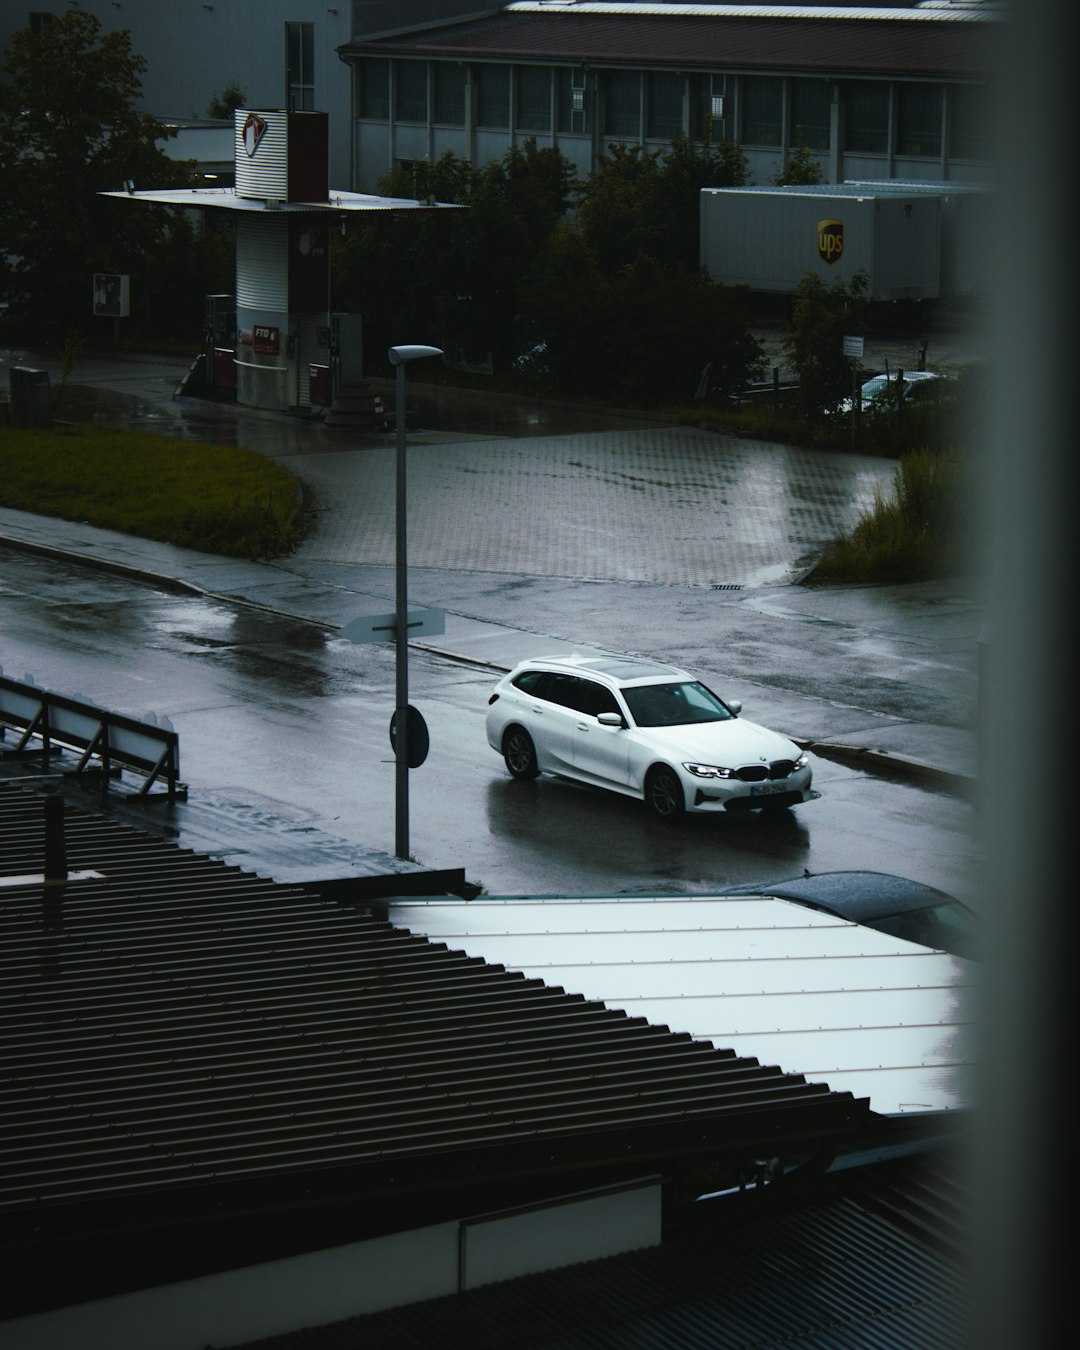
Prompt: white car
<box><xmin>485</xmin><ymin>654</ymin><xmax>814</xmax><ymax>819</ymax></box>
<box><xmin>837</xmin><ymin>369</ymin><xmax>952</xmax><ymax>414</ymax></box>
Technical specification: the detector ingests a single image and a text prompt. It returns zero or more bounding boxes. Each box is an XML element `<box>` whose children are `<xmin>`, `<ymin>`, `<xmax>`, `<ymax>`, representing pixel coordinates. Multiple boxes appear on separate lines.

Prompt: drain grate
<box><xmin>711</xmin><ymin>583</ymin><xmax>743</xmax><ymax>591</ymax></box>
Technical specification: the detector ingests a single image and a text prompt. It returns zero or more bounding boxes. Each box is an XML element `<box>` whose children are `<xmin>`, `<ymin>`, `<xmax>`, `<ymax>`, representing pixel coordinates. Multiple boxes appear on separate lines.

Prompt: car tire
<box><xmin>645</xmin><ymin>765</ymin><xmax>684</xmax><ymax>819</ymax></box>
<box><xmin>503</xmin><ymin>727</ymin><xmax>540</xmax><ymax>780</ymax></box>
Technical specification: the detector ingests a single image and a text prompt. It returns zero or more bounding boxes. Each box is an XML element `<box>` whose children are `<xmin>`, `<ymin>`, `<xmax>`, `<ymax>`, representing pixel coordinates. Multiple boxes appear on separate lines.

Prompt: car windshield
<box><xmin>621</xmin><ymin>680</ymin><xmax>733</xmax><ymax>728</ymax></box>
<box><xmin>866</xmin><ymin>903</ymin><xmax>979</xmax><ymax>961</ymax></box>
<box><xmin>860</xmin><ymin>375</ymin><xmax>895</xmax><ymax>402</ymax></box>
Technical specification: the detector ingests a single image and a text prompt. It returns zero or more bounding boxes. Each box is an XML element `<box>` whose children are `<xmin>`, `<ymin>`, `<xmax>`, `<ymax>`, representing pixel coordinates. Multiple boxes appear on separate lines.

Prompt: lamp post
<box><xmin>388</xmin><ymin>344</ymin><xmax>443</xmax><ymax>860</ymax></box>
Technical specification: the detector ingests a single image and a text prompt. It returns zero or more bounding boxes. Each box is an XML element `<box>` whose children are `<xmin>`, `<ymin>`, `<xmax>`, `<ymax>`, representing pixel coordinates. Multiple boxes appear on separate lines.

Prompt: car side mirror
<box><xmin>727</xmin><ymin>699</ymin><xmax>742</xmax><ymax>715</ymax></box>
<box><xmin>597</xmin><ymin>712</ymin><xmax>625</xmax><ymax>727</ymax></box>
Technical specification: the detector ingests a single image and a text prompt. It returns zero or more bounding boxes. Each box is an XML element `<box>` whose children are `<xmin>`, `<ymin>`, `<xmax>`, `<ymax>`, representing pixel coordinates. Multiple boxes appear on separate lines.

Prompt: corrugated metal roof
<box><xmin>344</xmin><ymin>5</ymin><xmax>1001</xmax><ymax>78</ymax></box>
<box><xmin>0</xmin><ymin>782</ymin><xmax>867</xmax><ymax>1314</ymax></box>
<box><xmin>384</xmin><ymin>895</ymin><xmax>979</xmax><ymax>1117</ymax></box>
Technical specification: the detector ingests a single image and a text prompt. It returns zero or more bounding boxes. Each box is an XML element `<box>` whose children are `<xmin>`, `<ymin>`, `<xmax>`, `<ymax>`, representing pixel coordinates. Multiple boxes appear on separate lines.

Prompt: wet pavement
<box><xmin>1</xmin><ymin>342</ymin><xmax>983</xmax><ymax>801</ymax></box>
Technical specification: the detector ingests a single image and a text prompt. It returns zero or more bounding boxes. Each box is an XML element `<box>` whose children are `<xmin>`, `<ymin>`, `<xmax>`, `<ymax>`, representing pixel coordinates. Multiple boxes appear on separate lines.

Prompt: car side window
<box><xmin>513</xmin><ymin>670</ymin><xmax>551</xmax><ymax>698</ymax></box>
<box><xmin>546</xmin><ymin>673</ymin><xmax>588</xmax><ymax>711</ymax></box>
<box><xmin>582</xmin><ymin>683</ymin><xmax>621</xmax><ymax>718</ymax></box>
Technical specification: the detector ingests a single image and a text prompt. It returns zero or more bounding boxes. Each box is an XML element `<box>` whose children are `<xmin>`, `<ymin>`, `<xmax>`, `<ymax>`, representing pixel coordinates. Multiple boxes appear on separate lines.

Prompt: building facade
<box><xmin>339</xmin><ymin>2</ymin><xmax>1002</xmax><ymax>193</ymax></box>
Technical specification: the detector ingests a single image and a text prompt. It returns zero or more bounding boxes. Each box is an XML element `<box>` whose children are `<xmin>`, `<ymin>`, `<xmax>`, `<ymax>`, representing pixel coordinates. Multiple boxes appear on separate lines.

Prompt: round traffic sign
<box><xmin>389</xmin><ymin>705</ymin><xmax>430</xmax><ymax>768</ymax></box>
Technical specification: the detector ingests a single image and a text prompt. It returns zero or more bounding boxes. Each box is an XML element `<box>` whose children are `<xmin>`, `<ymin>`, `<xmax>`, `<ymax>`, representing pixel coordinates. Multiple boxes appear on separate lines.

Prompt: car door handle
<box><xmin>576</xmin><ymin>722</ymin><xmax>589</xmax><ymax>732</ymax></box>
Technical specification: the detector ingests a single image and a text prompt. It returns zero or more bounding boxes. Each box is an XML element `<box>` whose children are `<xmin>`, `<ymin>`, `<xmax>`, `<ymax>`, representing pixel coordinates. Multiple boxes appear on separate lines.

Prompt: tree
<box><xmin>783</xmin><ymin>270</ymin><xmax>870</xmax><ymax>416</ymax></box>
<box><xmin>772</xmin><ymin>144</ymin><xmax>825</xmax><ymax>187</ymax></box>
<box><xmin>577</xmin><ymin>136</ymin><xmax>748</xmax><ymax>273</ymax></box>
<box><xmin>334</xmin><ymin>143</ymin><xmax>578</xmax><ymax>373</ymax></box>
<box><xmin>0</xmin><ymin>9</ymin><xmax>196</xmax><ymax>342</ymax></box>
<box><xmin>206</xmin><ymin>81</ymin><xmax>246</xmax><ymax>120</ymax></box>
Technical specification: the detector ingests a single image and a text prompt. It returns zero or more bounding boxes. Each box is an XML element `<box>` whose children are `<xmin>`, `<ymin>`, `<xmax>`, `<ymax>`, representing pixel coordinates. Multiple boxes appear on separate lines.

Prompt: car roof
<box><xmin>715</xmin><ymin>870</ymin><xmax>967</xmax><ymax>924</ymax></box>
<box><xmin>513</xmin><ymin>654</ymin><xmax>692</xmax><ymax>686</ymax></box>
<box><xmin>863</xmin><ymin>370</ymin><xmax>945</xmax><ymax>385</ymax></box>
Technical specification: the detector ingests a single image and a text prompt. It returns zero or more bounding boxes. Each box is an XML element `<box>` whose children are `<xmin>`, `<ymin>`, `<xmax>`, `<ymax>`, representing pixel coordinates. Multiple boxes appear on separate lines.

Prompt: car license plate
<box><xmin>750</xmin><ymin>782</ymin><xmax>785</xmax><ymax>796</ymax></box>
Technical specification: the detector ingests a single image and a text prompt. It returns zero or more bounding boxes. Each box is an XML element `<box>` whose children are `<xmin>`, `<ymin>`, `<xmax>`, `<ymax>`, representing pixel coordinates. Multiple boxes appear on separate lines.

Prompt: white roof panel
<box><xmin>387</xmin><ymin>894</ymin><xmax>977</xmax><ymax>1118</ymax></box>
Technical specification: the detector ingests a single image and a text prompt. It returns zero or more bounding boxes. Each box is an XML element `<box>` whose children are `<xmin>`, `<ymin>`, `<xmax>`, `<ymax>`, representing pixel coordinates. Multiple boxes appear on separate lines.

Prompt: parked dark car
<box><xmin>715</xmin><ymin>870</ymin><xmax>978</xmax><ymax>960</ymax></box>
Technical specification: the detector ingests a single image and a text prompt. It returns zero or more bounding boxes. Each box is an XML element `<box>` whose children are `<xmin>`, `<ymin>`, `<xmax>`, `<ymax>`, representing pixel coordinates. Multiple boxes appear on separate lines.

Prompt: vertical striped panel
<box><xmin>235</xmin><ymin>109</ymin><xmax>289</xmax><ymax>201</ymax></box>
<box><xmin>236</xmin><ymin>218</ymin><xmax>289</xmax><ymax>310</ymax></box>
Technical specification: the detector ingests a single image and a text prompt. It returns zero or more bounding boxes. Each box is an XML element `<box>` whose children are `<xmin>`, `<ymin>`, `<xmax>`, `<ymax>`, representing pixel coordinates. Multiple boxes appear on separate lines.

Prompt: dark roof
<box><xmin>0</xmin><ymin>781</ymin><xmax>868</xmax><ymax>1315</ymax></box>
<box><xmin>227</xmin><ymin>1147</ymin><xmax>972</xmax><ymax>1350</ymax></box>
<box><xmin>343</xmin><ymin>7</ymin><xmax>1002</xmax><ymax>80</ymax></box>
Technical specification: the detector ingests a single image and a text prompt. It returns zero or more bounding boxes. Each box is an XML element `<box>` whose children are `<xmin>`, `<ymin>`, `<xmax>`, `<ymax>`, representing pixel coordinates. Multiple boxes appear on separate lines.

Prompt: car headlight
<box><xmin>794</xmin><ymin>752</ymin><xmax>809</xmax><ymax>770</ymax></box>
<box><xmin>682</xmin><ymin>762</ymin><xmax>735</xmax><ymax>779</ymax></box>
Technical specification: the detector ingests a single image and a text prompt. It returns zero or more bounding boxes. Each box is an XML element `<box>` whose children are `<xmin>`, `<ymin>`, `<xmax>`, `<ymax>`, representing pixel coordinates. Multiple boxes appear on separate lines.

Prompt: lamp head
<box><xmin>388</xmin><ymin>344</ymin><xmax>443</xmax><ymax>366</ymax></box>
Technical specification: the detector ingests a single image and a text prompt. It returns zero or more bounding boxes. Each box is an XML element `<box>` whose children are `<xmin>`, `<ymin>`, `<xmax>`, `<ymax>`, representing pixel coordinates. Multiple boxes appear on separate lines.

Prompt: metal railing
<box><xmin>0</xmin><ymin>672</ymin><xmax>186</xmax><ymax>798</ymax></box>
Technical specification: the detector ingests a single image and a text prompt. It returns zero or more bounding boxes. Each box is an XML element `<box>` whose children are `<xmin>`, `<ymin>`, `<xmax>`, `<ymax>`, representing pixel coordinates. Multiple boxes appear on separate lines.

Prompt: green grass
<box><xmin>0</xmin><ymin>423</ymin><xmax>307</xmax><ymax>559</ymax></box>
<box><xmin>805</xmin><ymin>447</ymin><xmax>973</xmax><ymax>585</ymax></box>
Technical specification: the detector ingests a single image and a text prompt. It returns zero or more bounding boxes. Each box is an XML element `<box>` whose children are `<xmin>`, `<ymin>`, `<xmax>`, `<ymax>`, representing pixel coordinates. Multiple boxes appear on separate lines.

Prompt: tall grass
<box><xmin>807</xmin><ymin>447</ymin><xmax>971</xmax><ymax>584</ymax></box>
<box><xmin>0</xmin><ymin>424</ymin><xmax>306</xmax><ymax>558</ymax></box>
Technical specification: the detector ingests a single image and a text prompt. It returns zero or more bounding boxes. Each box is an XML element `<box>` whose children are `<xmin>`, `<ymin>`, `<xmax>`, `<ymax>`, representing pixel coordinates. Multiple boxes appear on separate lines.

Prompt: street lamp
<box><xmin>388</xmin><ymin>343</ymin><xmax>443</xmax><ymax>860</ymax></box>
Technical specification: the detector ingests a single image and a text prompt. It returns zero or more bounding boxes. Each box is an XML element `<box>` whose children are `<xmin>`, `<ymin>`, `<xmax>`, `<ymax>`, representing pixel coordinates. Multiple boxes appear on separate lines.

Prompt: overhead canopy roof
<box><xmin>100</xmin><ymin>187</ymin><xmax>464</xmax><ymax>213</ymax></box>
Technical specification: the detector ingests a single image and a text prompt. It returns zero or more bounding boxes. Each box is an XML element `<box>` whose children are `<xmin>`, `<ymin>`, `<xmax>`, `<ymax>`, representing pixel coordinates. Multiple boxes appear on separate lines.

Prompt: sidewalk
<box><xmin>1</xmin><ymin>345</ymin><xmax>981</xmax><ymax>793</ymax></box>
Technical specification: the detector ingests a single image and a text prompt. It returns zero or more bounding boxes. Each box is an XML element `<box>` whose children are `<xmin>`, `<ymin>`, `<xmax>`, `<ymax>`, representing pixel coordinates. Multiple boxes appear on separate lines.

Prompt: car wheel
<box><xmin>503</xmin><ymin>727</ymin><xmax>540</xmax><ymax>779</ymax></box>
<box><xmin>645</xmin><ymin>766</ymin><xmax>684</xmax><ymax>819</ymax></box>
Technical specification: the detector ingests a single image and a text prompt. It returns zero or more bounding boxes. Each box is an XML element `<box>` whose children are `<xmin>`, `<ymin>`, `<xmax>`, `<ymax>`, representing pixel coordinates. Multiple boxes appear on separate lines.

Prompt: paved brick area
<box><xmin>283</xmin><ymin>428</ymin><xmax>896</xmax><ymax>588</ymax></box>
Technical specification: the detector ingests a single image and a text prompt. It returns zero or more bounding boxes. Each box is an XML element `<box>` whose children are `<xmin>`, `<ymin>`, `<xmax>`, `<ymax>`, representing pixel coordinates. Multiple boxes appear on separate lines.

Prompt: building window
<box><xmin>741</xmin><ymin>77</ymin><xmax>782</xmax><ymax>146</ymax></box>
<box><xmin>285</xmin><ymin>21</ymin><xmax>315</xmax><ymax>112</ymax></box>
<box><xmin>790</xmin><ymin>78</ymin><xmax>831</xmax><ymax>151</ymax></box>
<box><xmin>28</xmin><ymin>12</ymin><xmax>54</xmax><ymax>34</ymax></box>
<box><xmin>690</xmin><ymin>75</ymin><xmax>727</xmax><ymax>142</ymax></box>
<box><xmin>433</xmin><ymin>63</ymin><xmax>466</xmax><ymax>125</ymax></box>
<box><xmin>359</xmin><ymin>58</ymin><xmax>389</xmax><ymax>119</ymax></box>
<box><xmin>395</xmin><ymin>61</ymin><xmax>428</xmax><ymax>123</ymax></box>
<box><xmin>646</xmin><ymin>72</ymin><xmax>683</xmax><ymax>140</ymax></box>
<box><xmin>516</xmin><ymin>66</ymin><xmax>551</xmax><ymax>132</ymax></box>
<box><xmin>949</xmin><ymin>84</ymin><xmax>990</xmax><ymax>161</ymax></box>
<box><xmin>897</xmin><ymin>82</ymin><xmax>942</xmax><ymax>157</ymax></box>
<box><xmin>603</xmin><ymin>71</ymin><xmax>640</xmax><ymax>139</ymax></box>
<box><xmin>556</xmin><ymin>68</ymin><xmax>589</xmax><ymax>135</ymax></box>
<box><xmin>477</xmin><ymin>65</ymin><xmax>509</xmax><ymax>128</ymax></box>
<box><xmin>843</xmin><ymin>82</ymin><xmax>889</xmax><ymax>154</ymax></box>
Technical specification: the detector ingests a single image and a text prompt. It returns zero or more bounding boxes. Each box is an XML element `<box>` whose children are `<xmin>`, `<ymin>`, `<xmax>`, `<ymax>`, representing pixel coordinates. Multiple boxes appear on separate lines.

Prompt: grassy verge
<box><xmin>0</xmin><ymin>423</ymin><xmax>307</xmax><ymax>559</ymax></box>
<box><xmin>804</xmin><ymin>447</ymin><xmax>973</xmax><ymax>585</ymax></box>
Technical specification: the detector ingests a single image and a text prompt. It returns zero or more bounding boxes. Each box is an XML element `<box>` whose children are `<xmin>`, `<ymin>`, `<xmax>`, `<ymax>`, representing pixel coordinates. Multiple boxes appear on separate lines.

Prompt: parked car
<box><xmin>485</xmin><ymin>654</ymin><xmax>814</xmax><ymax>819</ymax></box>
<box><xmin>837</xmin><ymin>369</ymin><xmax>953</xmax><ymax>414</ymax></box>
<box><xmin>715</xmin><ymin>870</ymin><xmax>979</xmax><ymax>960</ymax></box>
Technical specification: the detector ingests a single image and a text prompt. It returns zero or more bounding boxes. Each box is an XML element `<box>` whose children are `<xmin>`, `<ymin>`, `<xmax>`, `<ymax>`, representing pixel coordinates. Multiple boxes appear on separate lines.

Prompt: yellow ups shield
<box><xmin>817</xmin><ymin>218</ymin><xmax>844</xmax><ymax>265</ymax></box>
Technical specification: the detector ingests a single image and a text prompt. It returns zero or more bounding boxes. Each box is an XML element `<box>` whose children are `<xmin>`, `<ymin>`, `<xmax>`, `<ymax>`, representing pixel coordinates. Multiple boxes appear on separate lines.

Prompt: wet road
<box><xmin>0</xmin><ymin>549</ymin><xmax>978</xmax><ymax>900</ymax></box>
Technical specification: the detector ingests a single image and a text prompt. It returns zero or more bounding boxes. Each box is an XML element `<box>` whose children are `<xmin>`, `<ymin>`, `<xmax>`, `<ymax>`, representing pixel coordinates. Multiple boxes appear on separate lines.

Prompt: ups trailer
<box><xmin>842</xmin><ymin>180</ymin><xmax>997</xmax><ymax>302</ymax></box>
<box><xmin>699</xmin><ymin>186</ymin><xmax>941</xmax><ymax>303</ymax></box>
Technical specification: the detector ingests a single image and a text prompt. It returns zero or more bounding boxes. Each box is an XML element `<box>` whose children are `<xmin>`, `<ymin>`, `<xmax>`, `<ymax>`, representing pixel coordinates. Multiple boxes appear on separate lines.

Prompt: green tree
<box><xmin>577</xmin><ymin>136</ymin><xmax>748</xmax><ymax>273</ymax></box>
<box><xmin>783</xmin><ymin>269</ymin><xmax>869</xmax><ymax>416</ymax></box>
<box><xmin>0</xmin><ymin>9</ymin><xmax>195</xmax><ymax>342</ymax></box>
<box><xmin>206</xmin><ymin>81</ymin><xmax>246</xmax><ymax>120</ymax></box>
<box><xmin>772</xmin><ymin>144</ymin><xmax>825</xmax><ymax>187</ymax></box>
<box><xmin>334</xmin><ymin>143</ymin><xmax>577</xmax><ymax>372</ymax></box>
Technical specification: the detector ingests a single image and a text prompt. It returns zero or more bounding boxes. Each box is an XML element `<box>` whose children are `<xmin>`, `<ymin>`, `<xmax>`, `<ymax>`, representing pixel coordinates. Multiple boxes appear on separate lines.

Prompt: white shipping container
<box><xmin>700</xmin><ymin>187</ymin><xmax>942</xmax><ymax>302</ymax></box>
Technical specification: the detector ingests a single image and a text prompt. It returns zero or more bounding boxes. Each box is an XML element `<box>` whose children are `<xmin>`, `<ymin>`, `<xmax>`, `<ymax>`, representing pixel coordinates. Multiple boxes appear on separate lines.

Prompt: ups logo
<box><xmin>817</xmin><ymin>218</ymin><xmax>844</xmax><ymax>265</ymax></box>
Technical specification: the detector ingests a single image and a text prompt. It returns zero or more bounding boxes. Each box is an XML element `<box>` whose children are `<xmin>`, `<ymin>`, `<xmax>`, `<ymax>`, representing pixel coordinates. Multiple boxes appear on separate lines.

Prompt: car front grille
<box><xmin>735</xmin><ymin>759</ymin><xmax>796</xmax><ymax>783</ymax></box>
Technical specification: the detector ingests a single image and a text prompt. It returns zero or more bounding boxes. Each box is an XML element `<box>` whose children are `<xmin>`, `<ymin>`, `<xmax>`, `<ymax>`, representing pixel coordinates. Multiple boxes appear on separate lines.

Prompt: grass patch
<box><xmin>805</xmin><ymin>447</ymin><xmax>972</xmax><ymax>585</ymax></box>
<box><xmin>0</xmin><ymin>423</ymin><xmax>307</xmax><ymax>559</ymax></box>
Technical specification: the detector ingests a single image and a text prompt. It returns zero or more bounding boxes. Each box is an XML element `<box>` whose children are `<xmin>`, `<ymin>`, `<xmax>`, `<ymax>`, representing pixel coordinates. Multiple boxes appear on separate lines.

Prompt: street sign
<box><xmin>389</xmin><ymin>705</ymin><xmax>430</xmax><ymax>768</ymax></box>
<box><xmin>339</xmin><ymin>608</ymin><xmax>445</xmax><ymax>644</ymax></box>
<box><xmin>842</xmin><ymin>335</ymin><xmax>864</xmax><ymax>358</ymax></box>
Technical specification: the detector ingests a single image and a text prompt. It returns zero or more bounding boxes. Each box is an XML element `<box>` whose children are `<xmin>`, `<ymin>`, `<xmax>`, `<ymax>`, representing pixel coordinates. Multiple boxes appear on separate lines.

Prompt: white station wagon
<box><xmin>485</xmin><ymin>654</ymin><xmax>814</xmax><ymax>819</ymax></box>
